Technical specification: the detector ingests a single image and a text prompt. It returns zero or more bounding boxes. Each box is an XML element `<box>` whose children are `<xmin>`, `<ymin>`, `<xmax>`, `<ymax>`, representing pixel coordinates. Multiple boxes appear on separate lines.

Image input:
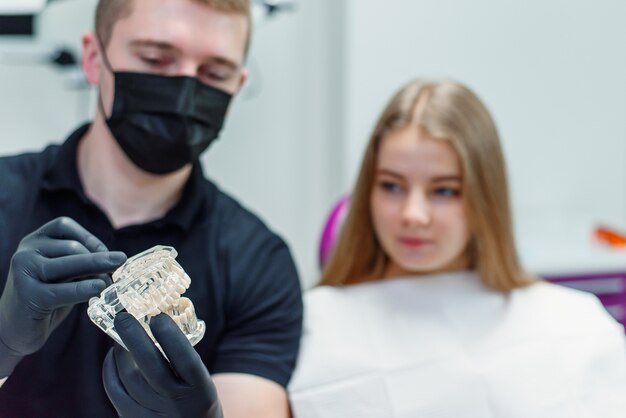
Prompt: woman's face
<box><xmin>370</xmin><ymin>126</ymin><xmax>471</xmax><ymax>278</ymax></box>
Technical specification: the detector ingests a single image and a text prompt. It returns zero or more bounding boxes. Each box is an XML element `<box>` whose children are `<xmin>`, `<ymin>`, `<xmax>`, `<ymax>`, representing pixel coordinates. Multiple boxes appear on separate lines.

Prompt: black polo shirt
<box><xmin>0</xmin><ymin>125</ymin><xmax>303</xmax><ymax>417</ymax></box>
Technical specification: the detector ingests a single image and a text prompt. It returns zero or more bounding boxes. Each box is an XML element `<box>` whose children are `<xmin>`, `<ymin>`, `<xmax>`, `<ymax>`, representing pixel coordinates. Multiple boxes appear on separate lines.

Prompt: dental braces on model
<box><xmin>87</xmin><ymin>245</ymin><xmax>206</xmax><ymax>351</ymax></box>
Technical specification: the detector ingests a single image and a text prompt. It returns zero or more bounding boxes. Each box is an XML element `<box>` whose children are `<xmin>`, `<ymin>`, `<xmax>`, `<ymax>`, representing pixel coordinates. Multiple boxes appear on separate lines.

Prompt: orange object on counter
<box><xmin>595</xmin><ymin>225</ymin><xmax>626</xmax><ymax>247</ymax></box>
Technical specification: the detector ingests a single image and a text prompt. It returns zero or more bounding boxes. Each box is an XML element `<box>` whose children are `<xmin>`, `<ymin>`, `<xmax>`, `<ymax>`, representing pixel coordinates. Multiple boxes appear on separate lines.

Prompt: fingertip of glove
<box><xmin>150</xmin><ymin>312</ymin><xmax>171</xmax><ymax>328</ymax></box>
<box><xmin>90</xmin><ymin>279</ymin><xmax>107</xmax><ymax>294</ymax></box>
<box><xmin>108</xmin><ymin>252</ymin><xmax>127</xmax><ymax>265</ymax></box>
<box><xmin>114</xmin><ymin>312</ymin><xmax>134</xmax><ymax>329</ymax></box>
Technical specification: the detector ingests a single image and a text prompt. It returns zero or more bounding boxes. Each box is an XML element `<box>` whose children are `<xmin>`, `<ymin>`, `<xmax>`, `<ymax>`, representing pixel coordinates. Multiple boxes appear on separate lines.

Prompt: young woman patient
<box><xmin>289</xmin><ymin>79</ymin><xmax>626</xmax><ymax>417</ymax></box>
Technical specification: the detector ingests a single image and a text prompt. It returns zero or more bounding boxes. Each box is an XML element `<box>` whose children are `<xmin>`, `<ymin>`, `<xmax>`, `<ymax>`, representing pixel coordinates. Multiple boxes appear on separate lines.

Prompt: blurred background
<box><xmin>1</xmin><ymin>0</ymin><xmax>625</xmax><ymax>290</ymax></box>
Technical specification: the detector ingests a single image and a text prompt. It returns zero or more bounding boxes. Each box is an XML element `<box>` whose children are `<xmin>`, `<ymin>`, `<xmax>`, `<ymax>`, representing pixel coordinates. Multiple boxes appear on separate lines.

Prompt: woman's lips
<box><xmin>398</xmin><ymin>237</ymin><xmax>431</xmax><ymax>248</ymax></box>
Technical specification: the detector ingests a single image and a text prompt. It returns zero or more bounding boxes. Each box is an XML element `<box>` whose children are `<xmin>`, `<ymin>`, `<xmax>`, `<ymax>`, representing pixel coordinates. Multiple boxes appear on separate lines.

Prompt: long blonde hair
<box><xmin>321</xmin><ymin>80</ymin><xmax>534</xmax><ymax>291</ymax></box>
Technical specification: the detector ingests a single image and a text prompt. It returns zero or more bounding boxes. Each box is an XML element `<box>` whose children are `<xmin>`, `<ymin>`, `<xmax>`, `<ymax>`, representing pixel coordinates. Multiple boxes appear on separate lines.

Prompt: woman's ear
<box><xmin>81</xmin><ymin>32</ymin><xmax>102</xmax><ymax>86</ymax></box>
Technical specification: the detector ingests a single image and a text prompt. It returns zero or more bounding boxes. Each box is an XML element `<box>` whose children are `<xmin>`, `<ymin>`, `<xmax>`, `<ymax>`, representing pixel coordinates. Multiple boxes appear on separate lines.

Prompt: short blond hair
<box><xmin>95</xmin><ymin>0</ymin><xmax>251</xmax><ymax>54</ymax></box>
<box><xmin>321</xmin><ymin>79</ymin><xmax>535</xmax><ymax>291</ymax></box>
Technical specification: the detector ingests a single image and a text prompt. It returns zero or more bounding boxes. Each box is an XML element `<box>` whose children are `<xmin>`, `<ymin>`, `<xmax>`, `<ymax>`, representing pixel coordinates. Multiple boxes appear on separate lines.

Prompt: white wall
<box><xmin>202</xmin><ymin>0</ymin><xmax>346</xmax><ymax>287</ymax></box>
<box><xmin>340</xmin><ymin>0</ymin><xmax>626</xmax><ymax>272</ymax></box>
<box><xmin>0</xmin><ymin>0</ymin><xmax>95</xmax><ymax>154</ymax></box>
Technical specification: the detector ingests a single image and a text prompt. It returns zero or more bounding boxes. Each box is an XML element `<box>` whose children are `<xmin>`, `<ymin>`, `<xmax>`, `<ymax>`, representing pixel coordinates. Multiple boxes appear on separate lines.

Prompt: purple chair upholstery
<box><xmin>318</xmin><ymin>195</ymin><xmax>350</xmax><ymax>269</ymax></box>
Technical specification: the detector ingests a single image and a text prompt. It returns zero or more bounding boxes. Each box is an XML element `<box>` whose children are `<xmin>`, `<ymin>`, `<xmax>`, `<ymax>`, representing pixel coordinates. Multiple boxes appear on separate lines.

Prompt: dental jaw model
<box><xmin>88</xmin><ymin>245</ymin><xmax>205</xmax><ymax>350</ymax></box>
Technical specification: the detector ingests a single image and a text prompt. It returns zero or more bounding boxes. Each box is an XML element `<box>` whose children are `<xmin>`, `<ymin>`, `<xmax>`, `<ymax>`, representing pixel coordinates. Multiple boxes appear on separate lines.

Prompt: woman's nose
<box><xmin>401</xmin><ymin>193</ymin><xmax>431</xmax><ymax>228</ymax></box>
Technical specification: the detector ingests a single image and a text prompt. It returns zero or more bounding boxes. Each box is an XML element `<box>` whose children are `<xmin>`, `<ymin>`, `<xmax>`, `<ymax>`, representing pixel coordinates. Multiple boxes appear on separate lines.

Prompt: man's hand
<box><xmin>0</xmin><ymin>217</ymin><xmax>127</xmax><ymax>377</ymax></box>
<box><xmin>103</xmin><ymin>312</ymin><xmax>223</xmax><ymax>418</ymax></box>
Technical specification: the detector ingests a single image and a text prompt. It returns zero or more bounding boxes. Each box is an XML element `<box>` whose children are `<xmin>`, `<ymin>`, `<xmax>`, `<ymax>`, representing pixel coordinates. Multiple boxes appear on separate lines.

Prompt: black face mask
<box><xmin>98</xmin><ymin>43</ymin><xmax>233</xmax><ymax>174</ymax></box>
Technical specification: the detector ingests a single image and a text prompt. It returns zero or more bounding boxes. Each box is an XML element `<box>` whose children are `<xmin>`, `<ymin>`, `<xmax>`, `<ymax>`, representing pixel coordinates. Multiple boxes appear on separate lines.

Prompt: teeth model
<box><xmin>88</xmin><ymin>245</ymin><xmax>205</xmax><ymax>351</ymax></box>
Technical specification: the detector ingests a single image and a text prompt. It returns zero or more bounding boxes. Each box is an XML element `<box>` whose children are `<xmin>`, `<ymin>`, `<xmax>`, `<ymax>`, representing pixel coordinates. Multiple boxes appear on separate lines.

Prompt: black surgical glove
<box><xmin>0</xmin><ymin>217</ymin><xmax>127</xmax><ymax>377</ymax></box>
<box><xmin>103</xmin><ymin>313</ymin><xmax>223</xmax><ymax>418</ymax></box>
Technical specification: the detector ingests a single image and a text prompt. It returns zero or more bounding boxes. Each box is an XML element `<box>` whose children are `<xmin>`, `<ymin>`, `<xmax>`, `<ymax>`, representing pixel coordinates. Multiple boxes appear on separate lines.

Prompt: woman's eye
<box><xmin>433</xmin><ymin>187</ymin><xmax>460</xmax><ymax>197</ymax></box>
<box><xmin>380</xmin><ymin>181</ymin><xmax>401</xmax><ymax>193</ymax></box>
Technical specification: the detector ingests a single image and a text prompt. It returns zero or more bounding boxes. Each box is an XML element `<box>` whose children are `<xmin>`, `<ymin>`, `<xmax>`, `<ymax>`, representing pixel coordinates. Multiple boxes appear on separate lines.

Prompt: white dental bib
<box><xmin>289</xmin><ymin>271</ymin><xmax>626</xmax><ymax>418</ymax></box>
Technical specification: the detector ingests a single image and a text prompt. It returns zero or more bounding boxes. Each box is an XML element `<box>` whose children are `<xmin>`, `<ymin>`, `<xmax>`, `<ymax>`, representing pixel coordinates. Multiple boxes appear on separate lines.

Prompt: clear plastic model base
<box><xmin>88</xmin><ymin>245</ymin><xmax>205</xmax><ymax>351</ymax></box>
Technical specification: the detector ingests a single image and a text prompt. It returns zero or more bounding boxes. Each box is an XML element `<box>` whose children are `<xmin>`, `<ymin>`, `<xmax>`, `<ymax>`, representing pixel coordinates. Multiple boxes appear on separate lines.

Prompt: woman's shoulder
<box><xmin>518</xmin><ymin>280</ymin><xmax>615</xmax><ymax>316</ymax></box>
<box><xmin>509</xmin><ymin>280</ymin><xmax>624</xmax><ymax>336</ymax></box>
